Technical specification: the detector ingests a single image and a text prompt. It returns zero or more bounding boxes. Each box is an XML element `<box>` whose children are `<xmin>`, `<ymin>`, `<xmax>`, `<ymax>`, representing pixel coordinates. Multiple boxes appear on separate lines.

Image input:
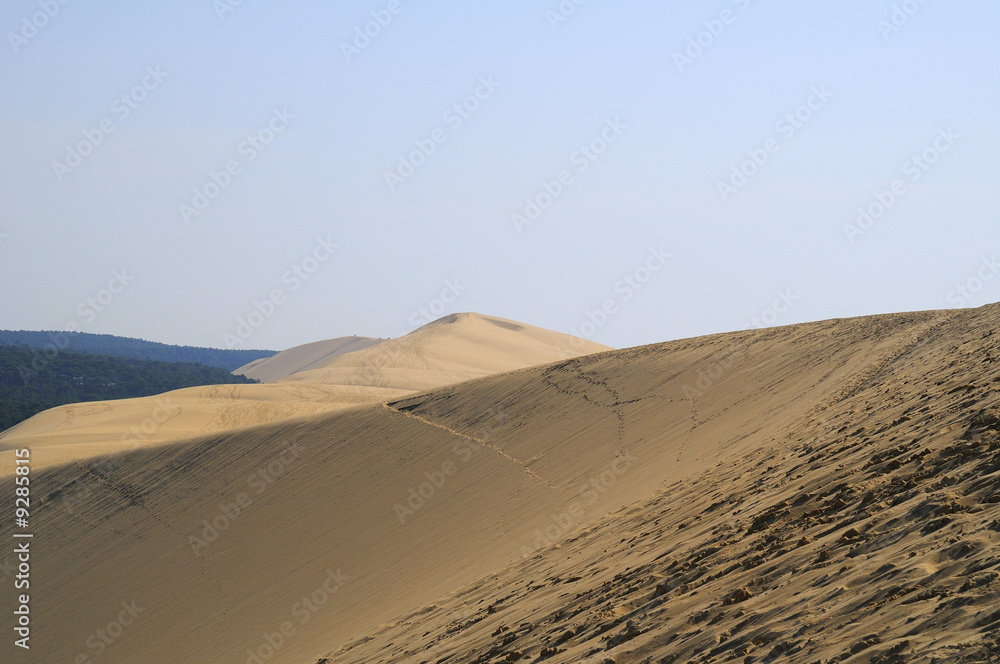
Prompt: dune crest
<box><xmin>281</xmin><ymin>312</ymin><xmax>612</xmax><ymax>390</ymax></box>
<box><xmin>235</xmin><ymin>336</ymin><xmax>383</xmax><ymax>383</ymax></box>
<box><xmin>0</xmin><ymin>313</ymin><xmax>609</xmax><ymax>473</ymax></box>
<box><xmin>5</xmin><ymin>306</ymin><xmax>1000</xmax><ymax>663</ymax></box>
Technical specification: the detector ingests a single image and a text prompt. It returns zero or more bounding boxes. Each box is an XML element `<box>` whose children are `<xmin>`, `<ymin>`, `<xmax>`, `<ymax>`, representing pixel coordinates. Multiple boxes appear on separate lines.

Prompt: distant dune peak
<box><xmin>421</xmin><ymin>311</ymin><xmax>465</xmax><ymax>327</ymax></box>
<box><xmin>476</xmin><ymin>313</ymin><xmax>526</xmax><ymax>332</ymax></box>
<box><xmin>276</xmin><ymin>312</ymin><xmax>612</xmax><ymax>390</ymax></box>
<box><xmin>413</xmin><ymin>312</ymin><xmax>524</xmax><ymax>332</ymax></box>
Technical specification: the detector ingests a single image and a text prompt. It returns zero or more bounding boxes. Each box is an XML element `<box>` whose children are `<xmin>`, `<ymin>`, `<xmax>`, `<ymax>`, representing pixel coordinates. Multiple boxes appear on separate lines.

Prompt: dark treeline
<box><xmin>0</xmin><ymin>330</ymin><xmax>276</xmax><ymax>371</ymax></box>
<box><xmin>0</xmin><ymin>345</ymin><xmax>259</xmax><ymax>433</ymax></box>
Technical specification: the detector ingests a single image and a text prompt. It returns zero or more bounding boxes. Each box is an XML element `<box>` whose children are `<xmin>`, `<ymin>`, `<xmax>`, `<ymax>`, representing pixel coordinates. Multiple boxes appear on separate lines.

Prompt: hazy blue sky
<box><xmin>1</xmin><ymin>1</ymin><xmax>998</xmax><ymax>351</ymax></box>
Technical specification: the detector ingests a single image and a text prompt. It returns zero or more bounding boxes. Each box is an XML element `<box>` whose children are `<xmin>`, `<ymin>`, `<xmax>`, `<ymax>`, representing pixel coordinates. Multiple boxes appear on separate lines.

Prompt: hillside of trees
<box><xmin>0</xmin><ymin>330</ymin><xmax>276</xmax><ymax>372</ymax></box>
<box><xmin>0</xmin><ymin>346</ymin><xmax>259</xmax><ymax>433</ymax></box>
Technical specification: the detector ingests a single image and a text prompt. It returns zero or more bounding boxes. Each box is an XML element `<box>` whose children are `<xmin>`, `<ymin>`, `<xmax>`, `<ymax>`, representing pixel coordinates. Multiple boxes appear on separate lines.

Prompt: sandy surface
<box><xmin>329</xmin><ymin>305</ymin><xmax>1000</xmax><ymax>664</ymax></box>
<box><xmin>4</xmin><ymin>306</ymin><xmax>998</xmax><ymax>663</ymax></box>
<box><xmin>0</xmin><ymin>382</ymin><xmax>409</xmax><ymax>475</ymax></box>
<box><xmin>235</xmin><ymin>336</ymin><xmax>383</xmax><ymax>383</ymax></box>
<box><xmin>280</xmin><ymin>312</ymin><xmax>613</xmax><ymax>389</ymax></box>
<box><xmin>0</xmin><ymin>313</ymin><xmax>607</xmax><ymax>474</ymax></box>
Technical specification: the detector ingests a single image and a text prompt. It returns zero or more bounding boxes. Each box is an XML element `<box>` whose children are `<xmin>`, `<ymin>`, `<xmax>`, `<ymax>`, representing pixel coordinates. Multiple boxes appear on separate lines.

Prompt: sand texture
<box><xmin>2</xmin><ymin>306</ymin><xmax>1000</xmax><ymax>663</ymax></box>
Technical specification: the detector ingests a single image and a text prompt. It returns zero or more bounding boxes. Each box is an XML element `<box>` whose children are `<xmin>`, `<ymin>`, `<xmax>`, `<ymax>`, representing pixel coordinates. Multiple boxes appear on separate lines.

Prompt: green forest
<box><xmin>0</xmin><ymin>345</ymin><xmax>259</xmax><ymax>433</ymax></box>
<box><xmin>0</xmin><ymin>330</ymin><xmax>276</xmax><ymax>371</ymax></box>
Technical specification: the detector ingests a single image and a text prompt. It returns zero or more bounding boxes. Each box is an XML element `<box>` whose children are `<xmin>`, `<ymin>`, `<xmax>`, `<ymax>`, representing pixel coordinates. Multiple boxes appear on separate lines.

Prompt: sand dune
<box><xmin>331</xmin><ymin>304</ymin><xmax>1000</xmax><ymax>664</ymax></box>
<box><xmin>4</xmin><ymin>305</ymin><xmax>997</xmax><ymax>663</ymax></box>
<box><xmin>279</xmin><ymin>312</ymin><xmax>613</xmax><ymax>389</ymax></box>
<box><xmin>0</xmin><ymin>313</ymin><xmax>606</xmax><ymax>474</ymax></box>
<box><xmin>235</xmin><ymin>336</ymin><xmax>383</xmax><ymax>383</ymax></box>
<box><xmin>0</xmin><ymin>382</ymin><xmax>409</xmax><ymax>475</ymax></box>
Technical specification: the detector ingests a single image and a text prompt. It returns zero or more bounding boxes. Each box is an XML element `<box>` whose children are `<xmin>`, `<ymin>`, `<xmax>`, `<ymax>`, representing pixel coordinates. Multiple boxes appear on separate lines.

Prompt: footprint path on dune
<box><xmin>382</xmin><ymin>401</ymin><xmax>556</xmax><ymax>489</ymax></box>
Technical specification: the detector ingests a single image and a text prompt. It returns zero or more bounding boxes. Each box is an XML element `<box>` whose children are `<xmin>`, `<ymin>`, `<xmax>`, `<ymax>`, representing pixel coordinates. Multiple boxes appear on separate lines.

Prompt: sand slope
<box><xmin>5</xmin><ymin>306</ymin><xmax>996</xmax><ymax>663</ymax></box>
<box><xmin>235</xmin><ymin>336</ymin><xmax>383</xmax><ymax>383</ymax></box>
<box><xmin>0</xmin><ymin>382</ymin><xmax>410</xmax><ymax>475</ymax></box>
<box><xmin>0</xmin><ymin>313</ymin><xmax>607</xmax><ymax>474</ymax></box>
<box><xmin>331</xmin><ymin>304</ymin><xmax>1000</xmax><ymax>664</ymax></box>
<box><xmin>280</xmin><ymin>312</ymin><xmax>613</xmax><ymax>389</ymax></box>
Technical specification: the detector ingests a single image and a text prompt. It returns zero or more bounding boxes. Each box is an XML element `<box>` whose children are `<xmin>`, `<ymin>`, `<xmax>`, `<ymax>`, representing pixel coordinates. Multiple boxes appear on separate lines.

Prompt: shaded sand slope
<box><xmin>0</xmin><ymin>382</ymin><xmax>409</xmax><ymax>474</ymax></box>
<box><xmin>385</xmin><ymin>309</ymin><xmax>957</xmax><ymax>515</ymax></box>
<box><xmin>235</xmin><ymin>336</ymin><xmax>383</xmax><ymax>383</ymax></box>
<box><xmin>327</xmin><ymin>304</ymin><xmax>1000</xmax><ymax>664</ymax></box>
<box><xmin>0</xmin><ymin>314</ymin><xmax>606</xmax><ymax>474</ymax></box>
<box><xmin>0</xmin><ymin>307</ymin><xmax>972</xmax><ymax>664</ymax></box>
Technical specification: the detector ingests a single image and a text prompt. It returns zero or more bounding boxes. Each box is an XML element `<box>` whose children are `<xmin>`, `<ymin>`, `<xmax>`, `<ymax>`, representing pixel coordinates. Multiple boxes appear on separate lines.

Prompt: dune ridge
<box><xmin>281</xmin><ymin>312</ymin><xmax>613</xmax><ymax>389</ymax></box>
<box><xmin>4</xmin><ymin>306</ymin><xmax>998</xmax><ymax>663</ymax></box>
<box><xmin>0</xmin><ymin>313</ymin><xmax>608</xmax><ymax>474</ymax></box>
<box><xmin>235</xmin><ymin>336</ymin><xmax>383</xmax><ymax>383</ymax></box>
<box><xmin>329</xmin><ymin>304</ymin><xmax>1000</xmax><ymax>664</ymax></box>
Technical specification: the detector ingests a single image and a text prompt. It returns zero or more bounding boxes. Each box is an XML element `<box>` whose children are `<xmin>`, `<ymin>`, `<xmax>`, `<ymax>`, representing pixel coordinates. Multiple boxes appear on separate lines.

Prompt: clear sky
<box><xmin>1</xmin><ymin>1</ymin><xmax>998</xmax><ymax>351</ymax></box>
